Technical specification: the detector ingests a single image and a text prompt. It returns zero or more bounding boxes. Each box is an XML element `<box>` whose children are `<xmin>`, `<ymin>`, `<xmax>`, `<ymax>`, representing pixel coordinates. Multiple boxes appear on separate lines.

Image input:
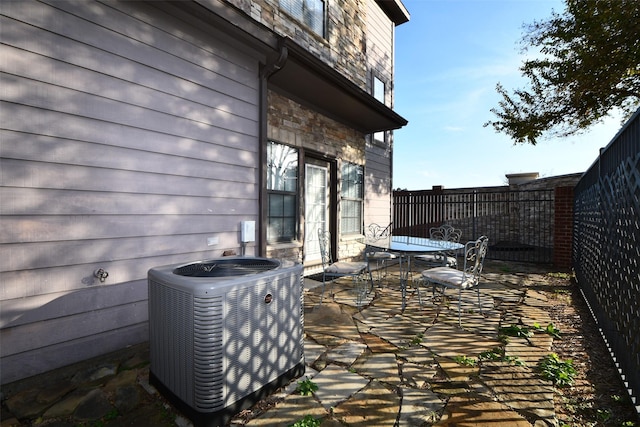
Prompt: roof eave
<box><xmin>375</xmin><ymin>0</ymin><xmax>410</xmax><ymax>25</ymax></box>
<box><xmin>269</xmin><ymin>39</ymin><xmax>408</xmax><ymax>133</ymax></box>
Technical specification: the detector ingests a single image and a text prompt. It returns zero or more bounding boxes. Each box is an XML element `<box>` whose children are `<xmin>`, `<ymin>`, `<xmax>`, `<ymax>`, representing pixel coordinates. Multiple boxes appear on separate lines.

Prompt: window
<box><xmin>373</xmin><ymin>75</ymin><xmax>385</xmax><ymax>103</ymax></box>
<box><xmin>372</xmin><ymin>75</ymin><xmax>386</xmax><ymax>143</ymax></box>
<box><xmin>341</xmin><ymin>162</ymin><xmax>364</xmax><ymax>235</ymax></box>
<box><xmin>267</xmin><ymin>142</ymin><xmax>298</xmax><ymax>242</ymax></box>
<box><xmin>280</xmin><ymin>0</ymin><xmax>325</xmax><ymax>37</ymax></box>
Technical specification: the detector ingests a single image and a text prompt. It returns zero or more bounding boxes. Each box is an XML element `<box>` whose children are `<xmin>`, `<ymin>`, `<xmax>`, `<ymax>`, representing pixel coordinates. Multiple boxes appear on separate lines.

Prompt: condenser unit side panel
<box><xmin>275</xmin><ymin>271</ymin><xmax>304</xmax><ymax>368</ymax></box>
<box><xmin>148</xmin><ymin>280</ymin><xmax>195</xmax><ymax>406</ymax></box>
<box><xmin>193</xmin><ymin>295</ymin><xmax>225</xmax><ymax>411</ymax></box>
<box><xmin>223</xmin><ymin>281</ymin><xmax>260</xmax><ymax>407</ymax></box>
<box><xmin>223</xmin><ymin>268</ymin><xmax>303</xmax><ymax>407</ymax></box>
<box><xmin>298</xmin><ymin>272</ymin><xmax>305</xmax><ymax>365</ymax></box>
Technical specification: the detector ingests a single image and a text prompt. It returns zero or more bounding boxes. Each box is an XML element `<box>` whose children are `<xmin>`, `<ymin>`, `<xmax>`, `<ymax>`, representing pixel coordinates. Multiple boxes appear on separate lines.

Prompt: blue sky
<box><xmin>392</xmin><ymin>0</ymin><xmax>624</xmax><ymax>190</ymax></box>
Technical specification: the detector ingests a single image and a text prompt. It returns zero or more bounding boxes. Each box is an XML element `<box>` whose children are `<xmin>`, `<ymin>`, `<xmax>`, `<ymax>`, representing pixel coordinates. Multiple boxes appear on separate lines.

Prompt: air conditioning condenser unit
<box><xmin>148</xmin><ymin>257</ymin><xmax>304</xmax><ymax>426</ymax></box>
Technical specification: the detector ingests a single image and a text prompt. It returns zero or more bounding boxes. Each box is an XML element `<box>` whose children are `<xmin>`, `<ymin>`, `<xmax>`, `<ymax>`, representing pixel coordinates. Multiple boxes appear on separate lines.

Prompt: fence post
<box><xmin>553</xmin><ymin>186</ymin><xmax>574</xmax><ymax>269</ymax></box>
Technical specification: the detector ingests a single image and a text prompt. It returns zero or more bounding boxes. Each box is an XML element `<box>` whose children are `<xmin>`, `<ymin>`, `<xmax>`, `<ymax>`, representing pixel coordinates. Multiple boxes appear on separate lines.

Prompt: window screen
<box><xmin>267</xmin><ymin>142</ymin><xmax>298</xmax><ymax>242</ymax></box>
<box><xmin>341</xmin><ymin>162</ymin><xmax>364</xmax><ymax>235</ymax></box>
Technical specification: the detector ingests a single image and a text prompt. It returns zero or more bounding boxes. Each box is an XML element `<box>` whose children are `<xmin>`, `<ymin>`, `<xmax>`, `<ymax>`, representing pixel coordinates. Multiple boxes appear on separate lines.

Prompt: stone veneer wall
<box><xmin>266</xmin><ymin>91</ymin><xmax>367</xmax><ymax>264</ymax></box>
<box><xmin>267</xmin><ymin>92</ymin><xmax>365</xmax><ymax>163</ymax></box>
<box><xmin>225</xmin><ymin>0</ymin><xmax>395</xmax><ymax>267</ymax></box>
<box><xmin>226</xmin><ymin>0</ymin><xmax>369</xmax><ymax>90</ymax></box>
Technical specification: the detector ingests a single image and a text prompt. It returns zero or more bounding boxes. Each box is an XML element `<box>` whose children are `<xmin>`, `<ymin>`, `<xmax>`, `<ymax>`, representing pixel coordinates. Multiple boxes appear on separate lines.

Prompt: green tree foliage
<box><xmin>485</xmin><ymin>0</ymin><xmax>640</xmax><ymax>145</ymax></box>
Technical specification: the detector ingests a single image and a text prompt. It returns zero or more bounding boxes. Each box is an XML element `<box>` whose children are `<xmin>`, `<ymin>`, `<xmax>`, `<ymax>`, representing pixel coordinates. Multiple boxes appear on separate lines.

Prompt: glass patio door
<box><xmin>304</xmin><ymin>163</ymin><xmax>329</xmax><ymax>263</ymax></box>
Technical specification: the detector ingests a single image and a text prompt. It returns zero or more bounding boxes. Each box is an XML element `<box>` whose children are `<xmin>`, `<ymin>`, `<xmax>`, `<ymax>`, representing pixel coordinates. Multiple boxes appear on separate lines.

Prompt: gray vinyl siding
<box><xmin>365</xmin><ymin>140</ymin><xmax>393</xmax><ymax>226</ymax></box>
<box><xmin>364</xmin><ymin>1</ymin><xmax>394</xmax><ymax>228</ymax></box>
<box><xmin>0</xmin><ymin>0</ymin><xmax>262</xmax><ymax>384</ymax></box>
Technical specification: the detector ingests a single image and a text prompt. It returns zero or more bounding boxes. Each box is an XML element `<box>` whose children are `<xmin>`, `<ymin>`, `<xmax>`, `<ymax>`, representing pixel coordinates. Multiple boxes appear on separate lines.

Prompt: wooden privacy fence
<box><xmin>393</xmin><ymin>187</ymin><xmax>558</xmax><ymax>264</ymax></box>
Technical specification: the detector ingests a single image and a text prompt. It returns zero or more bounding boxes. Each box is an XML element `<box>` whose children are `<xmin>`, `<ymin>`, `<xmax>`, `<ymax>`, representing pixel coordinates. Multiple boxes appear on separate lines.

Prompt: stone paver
<box><xmin>333</xmin><ymin>380</ymin><xmax>400</xmax><ymax>426</ymax></box>
<box><xmin>74</xmin><ymin>389</ymin><xmax>113</xmax><ymax>420</ymax></box>
<box><xmin>326</xmin><ymin>341</ymin><xmax>367</xmax><ymax>366</ymax></box>
<box><xmin>368</xmin><ymin>315</ymin><xmax>428</xmax><ymax>349</ymax></box>
<box><xmin>351</xmin><ymin>352</ymin><xmax>400</xmax><ymax>385</ymax></box>
<box><xmin>524</xmin><ymin>289</ymin><xmax>550</xmax><ymax>307</ymax></box>
<box><xmin>304</xmin><ymin>338</ymin><xmax>327</xmax><ymax>367</ymax></box>
<box><xmin>5</xmin><ymin>384</ymin><xmax>74</xmax><ymax>420</ymax></box>
<box><xmin>422</xmin><ymin>322</ymin><xmax>502</xmax><ymax>357</ymax></box>
<box><xmin>437</xmin><ymin>357</ymin><xmax>479</xmax><ymax>382</ymax></box>
<box><xmin>399</xmin><ymin>360</ymin><xmax>437</xmax><ymax>388</ymax></box>
<box><xmin>398</xmin><ymin>386</ymin><xmax>444</xmax><ymax>426</ymax></box>
<box><xmin>305</xmin><ymin>302</ymin><xmax>362</xmax><ymax>343</ymax></box>
<box><xmin>42</xmin><ymin>388</ymin><xmax>89</xmax><ymax>418</ymax></box>
<box><xmin>436</xmin><ymin>394</ymin><xmax>532</xmax><ymax>426</ymax></box>
<box><xmin>311</xmin><ymin>364</ymin><xmax>369</xmax><ymax>410</ymax></box>
<box><xmin>481</xmin><ymin>361</ymin><xmax>556</xmax><ymax>424</ymax></box>
<box><xmin>518</xmin><ymin>304</ymin><xmax>553</xmax><ymax>327</ymax></box>
<box><xmin>396</xmin><ymin>344</ymin><xmax>438</xmax><ymax>366</ymax></box>
<box><xmin>359</xmin><ymin>332</ymin><xmax>398</xmax><ymax>353</ymax></box>
<box><xmin>244</xmin><ymin>392</ymin><xmax>326</xmax><ymax>426</ymax></box>
<box><xmin>505</xmin><ymin>335</ymin><xmax>553</xmax><ymax>365</ymax></box>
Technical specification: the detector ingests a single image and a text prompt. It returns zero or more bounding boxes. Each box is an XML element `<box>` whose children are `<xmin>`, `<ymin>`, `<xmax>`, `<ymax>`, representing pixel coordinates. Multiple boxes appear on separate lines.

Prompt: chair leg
<box><xmin>354</xmin><ymin>274</ymin><xmax>368</xmax><ymax>307</ymax></box>
<box><xmin>415</xmin><ymin>276</ymin><xmax>424</xmax><ymax>307</ymax></box>
<box><xmin>416</xmin><ymin>277</ymin><xmax>447</xmax><ymax>309</ymax></box>
<box><xmin>367</xmin><ymin>265</ymin><xmax>375</xmax><ymax>294</ymax></box>
<box><xmin>368</xmin><ymin>260</ymin><xmax>384</xmax><ymax>289</ymax></box>
<box><xmin>317</xmin><ymin>273</ymin><xmax>327</xmax><ymax>306</ymax></box>
<box><xmin>317</xmin><ymin>272</ymin><xmax>334</xmax><ymax>306</ymax></box>
<box><xmin>430</xmin><ymin>282</ymin><xmax>446</xmax><ymax>321</ymax></box>
<box><xmin>381</xmin><ymin>259</ymin><xmax>392</xmax><ymax>284</ymax></box>
<box><xmin>457</xmin><ymin>288</ymin><xmax>462</xmax><ymax>327</ymax></box>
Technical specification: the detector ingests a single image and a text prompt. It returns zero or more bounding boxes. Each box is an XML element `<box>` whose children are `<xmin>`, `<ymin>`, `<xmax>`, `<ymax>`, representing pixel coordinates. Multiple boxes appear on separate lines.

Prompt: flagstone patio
<box><xmin>241</xmin><ymin>260</ymin><xmax>561</xmax><ymax>426</ymax></box>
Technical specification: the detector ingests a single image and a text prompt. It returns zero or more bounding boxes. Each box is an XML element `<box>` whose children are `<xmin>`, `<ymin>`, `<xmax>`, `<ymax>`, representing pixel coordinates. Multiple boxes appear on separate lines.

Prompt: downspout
<box><xmin>257</xmin><ymin>39</ymin><xmax>288</xmax><ymax>256</ymax></box>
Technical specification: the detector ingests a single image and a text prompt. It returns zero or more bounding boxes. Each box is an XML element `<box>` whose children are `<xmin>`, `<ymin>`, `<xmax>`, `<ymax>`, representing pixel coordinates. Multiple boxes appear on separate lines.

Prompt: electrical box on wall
<box><xmin>240</xmin><ymin>221</ymin><xmax>255</xmax><ymax>243</ymax></box>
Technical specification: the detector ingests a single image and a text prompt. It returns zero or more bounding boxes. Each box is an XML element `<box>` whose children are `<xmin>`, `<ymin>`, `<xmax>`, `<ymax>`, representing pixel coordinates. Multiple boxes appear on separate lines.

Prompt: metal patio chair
<box><xmin>364</xmin><ymin>223</ymin><xmax>397</xmax><ymax>288</ymax></box>
<box><xmin>414</xmin><ymin>224</ymin><xmax>462</xmax><ymax>268</ymax></box>
<box><xmin>318</xmin><ymin>229</ymin><xmax>368</xmax><ymax>305</ymax></box>
<box><xmin>418</xmin><ymin>235</ymin><xmax>489</xmax><ymax>326</ymax></box>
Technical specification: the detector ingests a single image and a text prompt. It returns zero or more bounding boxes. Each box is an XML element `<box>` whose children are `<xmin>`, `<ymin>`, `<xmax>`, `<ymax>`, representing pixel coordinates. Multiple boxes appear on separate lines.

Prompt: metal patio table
<box><xmin>368</xmin><ymin>235</ymin><xmax>465</xmax><ymax>310</ymax></box>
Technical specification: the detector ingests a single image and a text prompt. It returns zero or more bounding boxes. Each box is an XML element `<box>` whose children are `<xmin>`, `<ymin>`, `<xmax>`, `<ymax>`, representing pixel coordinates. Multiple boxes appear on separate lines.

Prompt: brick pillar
<box><xmin>553</xmin><ymin>186</ymin><xmax>574</xmax><ymax>269</ymax></box>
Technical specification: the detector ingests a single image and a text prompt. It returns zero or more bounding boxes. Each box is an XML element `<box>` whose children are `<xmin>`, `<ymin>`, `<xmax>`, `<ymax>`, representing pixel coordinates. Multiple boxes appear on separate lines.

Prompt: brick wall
<box><xmin>553</xmin><ymin>186</ymin><xmax>574</xmax><ymax>269</ymax></box>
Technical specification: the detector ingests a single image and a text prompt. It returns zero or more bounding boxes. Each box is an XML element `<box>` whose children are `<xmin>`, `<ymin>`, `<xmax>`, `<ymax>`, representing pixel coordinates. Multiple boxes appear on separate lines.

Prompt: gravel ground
<box><xmin>532</xmin><ymin>272</ymin><xmax>638</xmax><ymax>427</ymax></box>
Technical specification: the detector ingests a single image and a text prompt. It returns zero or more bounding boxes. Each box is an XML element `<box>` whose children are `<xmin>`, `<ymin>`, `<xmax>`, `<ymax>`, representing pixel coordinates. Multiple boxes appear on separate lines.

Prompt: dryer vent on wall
<box><xmin>148</xmin><ymin>257</ymin><xmax>305</xmax><ymax>427</ymax></box>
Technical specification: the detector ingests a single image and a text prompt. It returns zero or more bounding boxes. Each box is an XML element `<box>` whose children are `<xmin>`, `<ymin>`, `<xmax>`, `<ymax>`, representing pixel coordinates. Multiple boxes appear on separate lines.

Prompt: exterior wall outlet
<box><xmin>207</xmin><ymin>236</ymin><xmax>219</xmax><ymax>246</ymax></box>
<box><xmin>241</xmin><ymin>221</ymin><xmax>255</xmax><ymax>243</ymax></box>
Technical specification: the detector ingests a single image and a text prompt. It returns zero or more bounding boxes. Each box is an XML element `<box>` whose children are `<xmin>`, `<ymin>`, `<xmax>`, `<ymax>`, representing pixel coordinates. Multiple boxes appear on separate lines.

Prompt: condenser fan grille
<box><xmin>173</xmin><ymin>258</ymin><xmax>280</xmax><ymax>277</ymax></box>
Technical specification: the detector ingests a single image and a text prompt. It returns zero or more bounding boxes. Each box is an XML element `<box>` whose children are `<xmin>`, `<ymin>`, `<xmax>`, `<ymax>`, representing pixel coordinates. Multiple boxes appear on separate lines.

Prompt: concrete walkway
<box><xmin>1</xmin><ymin>261</ymin><xmax>561</xmax><ymax>427</ymax></box>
